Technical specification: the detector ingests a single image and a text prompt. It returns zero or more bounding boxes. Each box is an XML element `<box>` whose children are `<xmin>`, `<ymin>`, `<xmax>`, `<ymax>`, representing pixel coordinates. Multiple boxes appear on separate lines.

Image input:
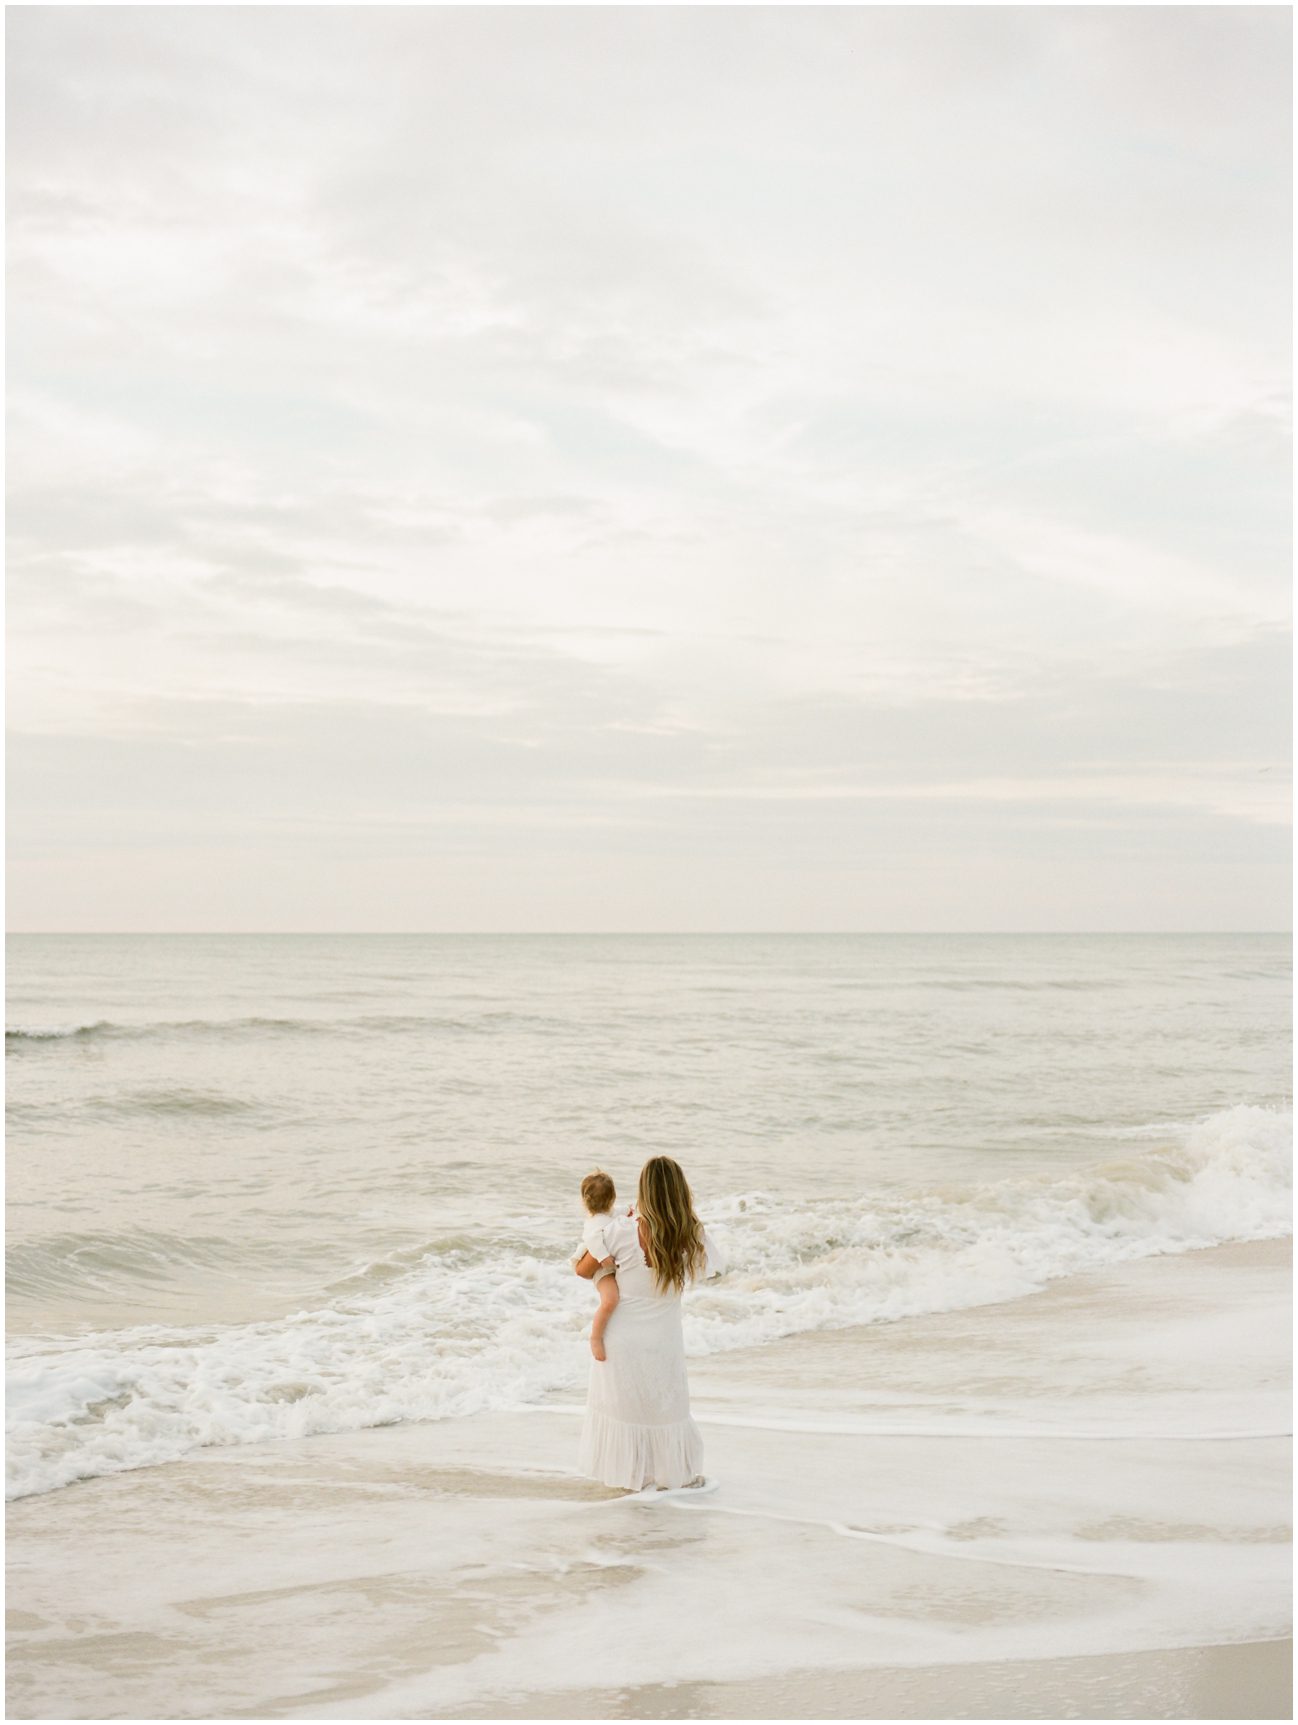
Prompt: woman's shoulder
<box><xmin>606</xmin><ymin>1210</ymin><xmax>643</xmax><ymax>1251</ymax></box>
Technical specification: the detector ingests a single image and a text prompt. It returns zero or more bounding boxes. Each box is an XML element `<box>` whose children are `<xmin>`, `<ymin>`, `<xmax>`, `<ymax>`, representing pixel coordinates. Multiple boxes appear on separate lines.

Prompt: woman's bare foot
<box><xmin>589</xmin><ymin>1335</ymin><xmax>606</xmax><ymax>1361</ymax></box>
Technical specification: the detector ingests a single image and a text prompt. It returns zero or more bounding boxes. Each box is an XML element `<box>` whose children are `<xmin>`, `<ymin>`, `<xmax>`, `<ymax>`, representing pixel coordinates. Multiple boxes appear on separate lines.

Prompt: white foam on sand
<box><xmin>6</xmin><ymin>1241</ymin><xmax>1291</xmax><ymax>1721</ymax></box>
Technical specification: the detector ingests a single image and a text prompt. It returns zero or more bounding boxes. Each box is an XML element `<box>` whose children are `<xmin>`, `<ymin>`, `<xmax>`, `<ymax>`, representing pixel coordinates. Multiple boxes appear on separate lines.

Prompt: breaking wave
<box><xmin>6</xmin><ymin>1101</ymin><xmax>1290</xmax><ymax>1501</ymax></box>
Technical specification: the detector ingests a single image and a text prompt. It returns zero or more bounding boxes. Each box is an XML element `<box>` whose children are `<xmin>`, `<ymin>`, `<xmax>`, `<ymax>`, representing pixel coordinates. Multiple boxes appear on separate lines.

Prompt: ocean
<box><xmin>6</xmin><ymin>932</ymin><xmax>1292</xmax><ymax>1504</ymax></box>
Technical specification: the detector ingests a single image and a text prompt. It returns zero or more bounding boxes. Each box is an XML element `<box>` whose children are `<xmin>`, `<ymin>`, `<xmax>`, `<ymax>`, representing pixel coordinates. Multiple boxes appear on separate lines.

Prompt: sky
<box><xmin>6</xmin><ymin>5</ymin><xmax>1292</xmax><ymax>933</ymax></box>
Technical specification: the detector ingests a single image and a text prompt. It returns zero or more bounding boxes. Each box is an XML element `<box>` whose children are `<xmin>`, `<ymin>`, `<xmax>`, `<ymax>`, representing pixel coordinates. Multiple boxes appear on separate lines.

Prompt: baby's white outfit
<box><xmin>573</xmin><ymin>1207</ymin><xmax>633</xmax><ymax>1284</ymax></box>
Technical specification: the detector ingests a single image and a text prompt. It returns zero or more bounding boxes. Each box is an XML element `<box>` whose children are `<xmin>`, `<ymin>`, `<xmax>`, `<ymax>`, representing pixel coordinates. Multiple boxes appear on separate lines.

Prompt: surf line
<box><xmin>519</xmin><ymin>1405</ymin><xmax>1292</xmax><ymax>1444</ymax></box>
<box><xmin>650</xmin><ymin>1496</ymin><xmax>1154</xmax><ymax>1581</ymax></box>
<box><xmin>692</xmin><ymin>1415</ymin><xmax>1294</xmax><ymax>1443</ymax></box>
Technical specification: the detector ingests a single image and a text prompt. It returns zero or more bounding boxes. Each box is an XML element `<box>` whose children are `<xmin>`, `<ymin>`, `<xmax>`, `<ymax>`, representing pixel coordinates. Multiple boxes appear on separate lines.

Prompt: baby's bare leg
<box><xmin>590</xmin><ymin>1263</ymin><xmax>618</xmax><ymax>1361</ymax></box>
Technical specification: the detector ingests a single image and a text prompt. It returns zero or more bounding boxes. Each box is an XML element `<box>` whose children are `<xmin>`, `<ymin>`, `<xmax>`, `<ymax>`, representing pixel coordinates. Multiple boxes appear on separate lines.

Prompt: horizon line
<box><xmin>5</xmin><ymin>929</ymin><xmax>1292</xmax><ymax>939</ymax></box>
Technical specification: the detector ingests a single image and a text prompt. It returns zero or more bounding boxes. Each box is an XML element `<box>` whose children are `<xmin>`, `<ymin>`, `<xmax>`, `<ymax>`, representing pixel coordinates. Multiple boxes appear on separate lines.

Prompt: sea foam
<box><xmin>6</xmin><ymin>1102</ymin><xmax>1290</xmax><ymax>1501</ymax></box>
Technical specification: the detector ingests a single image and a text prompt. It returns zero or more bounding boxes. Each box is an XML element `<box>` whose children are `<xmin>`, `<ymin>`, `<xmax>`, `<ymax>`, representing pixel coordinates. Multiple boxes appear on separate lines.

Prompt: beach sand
<box><xmin>7</xmin><ymin>1238</ymin><xmax>1291</xmax><ymax>1720</ymax></box>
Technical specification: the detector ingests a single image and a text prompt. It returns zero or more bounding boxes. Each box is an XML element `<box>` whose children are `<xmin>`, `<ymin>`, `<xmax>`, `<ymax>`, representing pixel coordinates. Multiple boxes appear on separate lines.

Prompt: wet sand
<box><xmin>7</xmin><ymin>1238</ymin><xmax>1291</xmax><ymax>1720</ymax></box>
<box><xmin>440</xmin><ymin>1639</ymin><xmax>1293</xmax><ymax>1720</ymax></box>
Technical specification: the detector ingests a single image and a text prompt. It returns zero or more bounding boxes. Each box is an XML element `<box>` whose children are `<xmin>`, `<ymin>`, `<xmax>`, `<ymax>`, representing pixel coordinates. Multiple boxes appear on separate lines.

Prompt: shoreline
<box><xmin>7</xmin><ymin>1237</ymin><xmax>1291</xmax><ymax>1720</ymax></box>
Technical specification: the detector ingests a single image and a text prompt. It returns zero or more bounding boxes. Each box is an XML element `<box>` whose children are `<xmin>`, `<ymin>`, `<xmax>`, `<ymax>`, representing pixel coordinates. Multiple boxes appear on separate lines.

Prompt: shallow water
<box><xmin>7</xmin><ymin>1245</ymin><xmax>1290</xmax><ymax>1717</ymax></box>
<box><xmin>5</xmin><ymin>933</ymin><xmax>1291</xmax><ymax>1500</ymax></box>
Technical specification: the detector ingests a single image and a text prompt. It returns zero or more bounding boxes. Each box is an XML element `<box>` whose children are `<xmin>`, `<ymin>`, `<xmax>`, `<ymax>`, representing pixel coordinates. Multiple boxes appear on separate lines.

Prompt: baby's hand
<box><xmin>589</xmin><ymin>1335</ymin><xmax>606</xmax><ymax>1362</ymax></box>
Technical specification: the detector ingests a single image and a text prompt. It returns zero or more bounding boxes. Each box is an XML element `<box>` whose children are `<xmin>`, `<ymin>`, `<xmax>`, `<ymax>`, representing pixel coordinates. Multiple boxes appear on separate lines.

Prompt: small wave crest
<box><xmin>5</xmin><ymin>1230</ymin><xmax>277</xmax><ymax>1304</ymax></box>
<box><xmin>7</xmin><ymin>1021</ymin><xmax>118</xmax><ymax>1046</ymax></box>
<box><xmin>6</xmin><ymin>1010</ymin><xmax>553</xmax><ymax>1051</ymax></box>
<box><xmin>97</xmin><ymin>1088</ymin><xmax>260</xmax><ymax>1120</ymax></box>
<box><xmin>6</xmin><ymin>1101</ymin><xmax>1290</xmax><ymax>1501</ymax></box>
<box><xmin>6</xmin><ymin>1016</ymin><xmax>341</xmax><ymax>1049</ymax></box>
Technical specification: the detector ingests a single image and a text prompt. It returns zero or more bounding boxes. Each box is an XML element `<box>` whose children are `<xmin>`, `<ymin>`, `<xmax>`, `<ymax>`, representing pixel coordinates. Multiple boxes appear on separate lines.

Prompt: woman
<box><xmin>574</xmin><ymin>1155</ymin><xmax>724</xmax><ymax>1492</ymax></box>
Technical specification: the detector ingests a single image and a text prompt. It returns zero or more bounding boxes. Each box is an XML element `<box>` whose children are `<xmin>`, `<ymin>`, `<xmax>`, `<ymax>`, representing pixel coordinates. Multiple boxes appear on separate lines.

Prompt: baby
<box><xmin>572</xmin><ymin>1168</ymin><xmax>624</xmax><ymax>1361</ymax></box>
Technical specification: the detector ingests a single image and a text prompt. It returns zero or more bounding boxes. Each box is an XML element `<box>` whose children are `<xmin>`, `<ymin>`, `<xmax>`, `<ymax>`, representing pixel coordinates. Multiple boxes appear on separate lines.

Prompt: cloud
<box><xmin>5</xmin><ymin>7</ymin><xmax>1291</xmax><ymax>929</ymax></box>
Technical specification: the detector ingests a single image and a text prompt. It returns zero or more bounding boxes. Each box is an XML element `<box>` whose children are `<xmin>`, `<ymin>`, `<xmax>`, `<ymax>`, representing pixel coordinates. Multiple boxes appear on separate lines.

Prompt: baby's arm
<box><xmin>589</xmin><ymin>1261</ymin><xmax>619</xmax><ymax>1360</ymax></box>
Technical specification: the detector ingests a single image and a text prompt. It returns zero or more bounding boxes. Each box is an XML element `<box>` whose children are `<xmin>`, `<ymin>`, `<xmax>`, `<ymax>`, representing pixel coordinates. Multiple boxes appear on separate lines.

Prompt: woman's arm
<box><xmin>700</xmin><ymin>1225</ymin><xmax>726</xmax><ymax>1279</ymax></box>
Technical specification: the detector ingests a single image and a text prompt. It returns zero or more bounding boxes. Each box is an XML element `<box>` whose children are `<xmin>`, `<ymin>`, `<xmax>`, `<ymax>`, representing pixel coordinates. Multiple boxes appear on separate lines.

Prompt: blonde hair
<box><xmin>581</xmin><ymin>1169</ymin><xmax>616</xmax><ymax>1215</ymax></box>
<box><xmin>636</xmin><ymin>1156</ymin><xmax>706</xmax><ymax>1295</ymax></box>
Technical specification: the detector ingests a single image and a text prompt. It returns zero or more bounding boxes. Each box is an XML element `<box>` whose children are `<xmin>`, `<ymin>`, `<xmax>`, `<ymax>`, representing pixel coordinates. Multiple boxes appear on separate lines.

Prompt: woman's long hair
<box><xmin>637</xmin><ymin>1156</ymin><xmax>706</xmax><ymax>1295</ymax></box>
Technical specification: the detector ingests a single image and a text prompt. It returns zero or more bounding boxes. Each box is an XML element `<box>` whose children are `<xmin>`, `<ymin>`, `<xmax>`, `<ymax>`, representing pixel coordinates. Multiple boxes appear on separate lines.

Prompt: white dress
<box><xmin>578</xmin><ymin>1212</ymin><xmax>724</xmax><ymax>1490</ymax></box>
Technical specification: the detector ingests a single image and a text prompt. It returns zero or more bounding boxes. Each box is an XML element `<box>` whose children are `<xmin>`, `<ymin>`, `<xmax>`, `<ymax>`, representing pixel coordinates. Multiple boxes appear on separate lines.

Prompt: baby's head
<box><xmin>581</xmin><ymin>1168</ymin><xmax>616</xmax><ymax>1216</ymax></box>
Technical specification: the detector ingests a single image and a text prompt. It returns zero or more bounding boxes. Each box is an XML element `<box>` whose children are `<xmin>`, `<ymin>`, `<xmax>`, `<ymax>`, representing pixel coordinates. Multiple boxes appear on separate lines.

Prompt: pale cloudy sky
<box><xmin>6</xmin><ymin>5</ymin><xmax>1291</xmax><ymax>932</ymax></box>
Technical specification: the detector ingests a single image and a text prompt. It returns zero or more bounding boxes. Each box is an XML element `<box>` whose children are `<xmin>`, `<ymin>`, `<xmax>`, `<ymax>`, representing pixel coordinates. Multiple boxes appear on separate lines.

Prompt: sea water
<box><xmin>6</xmin><ymin>933</ymin><xmax>1291</xmax><ymax>1501</ymax></box>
